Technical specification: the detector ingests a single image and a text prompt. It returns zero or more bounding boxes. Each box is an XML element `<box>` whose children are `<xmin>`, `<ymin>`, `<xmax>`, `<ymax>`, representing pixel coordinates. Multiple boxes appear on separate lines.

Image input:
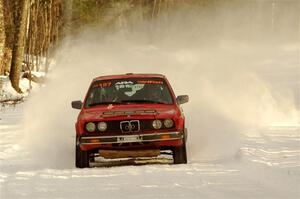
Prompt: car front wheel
<box><xmin>75</xmin><ymin>138</ymin><xmax>90</xmax><ymax>168</ymax></box>
<box><xmin>172</xmin><ymin>142</ymin><xmax>187</xmax><ymax>164</ymax></box>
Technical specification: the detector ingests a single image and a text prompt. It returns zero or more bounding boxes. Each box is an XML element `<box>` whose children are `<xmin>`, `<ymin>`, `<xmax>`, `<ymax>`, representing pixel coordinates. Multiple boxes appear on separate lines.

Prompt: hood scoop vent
<box><xmin>102</xmin><ymin>110</ymin><xmax>157</xmax><ymax>117</ymax></box>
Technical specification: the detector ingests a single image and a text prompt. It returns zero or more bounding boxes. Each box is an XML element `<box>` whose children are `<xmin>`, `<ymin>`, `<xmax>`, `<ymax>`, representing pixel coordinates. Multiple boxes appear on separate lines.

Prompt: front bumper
<box><xmin>80</xmin><ymin>131</ymin><xmax>183</xmax><ymax>145</ymax></box>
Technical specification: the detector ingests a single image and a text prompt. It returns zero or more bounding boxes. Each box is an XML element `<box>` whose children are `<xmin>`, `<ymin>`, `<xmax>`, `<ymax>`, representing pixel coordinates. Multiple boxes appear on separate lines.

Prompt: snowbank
<box><xmin>0</xmin><ymin>72</ymin><xmax>44</xmax><ymax>105</ymax></box>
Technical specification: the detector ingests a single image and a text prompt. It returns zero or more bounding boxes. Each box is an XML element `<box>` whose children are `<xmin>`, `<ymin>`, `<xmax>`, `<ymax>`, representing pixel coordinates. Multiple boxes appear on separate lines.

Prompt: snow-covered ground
<box><xmin>0</xmin><ymin>104</ymin><xmax>299</xmax><ymax>198</ymax></box>
<box><xmin>0</xmin><ymin>72</ymin><xmax>44</xmax><ymax>103</ymax></box>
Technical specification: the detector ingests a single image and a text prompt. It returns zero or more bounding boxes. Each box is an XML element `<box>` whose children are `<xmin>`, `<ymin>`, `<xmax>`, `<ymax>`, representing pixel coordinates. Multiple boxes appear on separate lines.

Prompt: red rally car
<box><xmin>72</xmin><ymin>73</ymin><xmax>189</xmax><ymax>168</ymax></box>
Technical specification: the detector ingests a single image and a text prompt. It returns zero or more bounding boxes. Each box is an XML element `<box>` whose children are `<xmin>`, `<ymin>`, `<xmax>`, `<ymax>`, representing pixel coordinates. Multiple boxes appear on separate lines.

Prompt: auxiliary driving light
<box><xmin>152</xmin><ymin>120</ymin><xmax>162</xmax><ymax>129</ymax></box>
<box><xmin>97</xmin><ymin>122</ymin><xmax>107</xmax><ymax>131</ymax></box>
<box><xmin>86</xmin><ymin>122</ymin><xmax>96</xmax><ymax>132</ymax></box>
<box><xmin>163</xmin><ymin>119</ymin><xmax>174</xmax><ymax>128</ymax></box>
<box><xmin>160</xmin><ymin>134</ymin><xmax>171</xmax><ymax>140</ymax></box>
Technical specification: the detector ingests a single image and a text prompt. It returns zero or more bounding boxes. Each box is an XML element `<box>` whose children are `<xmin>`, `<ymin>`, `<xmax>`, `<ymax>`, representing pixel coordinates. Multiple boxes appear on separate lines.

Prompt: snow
<box><xmin>0</xmin><ymin>103</ymin><xmax>299</xmax><ymax>198</ymax></box>
<box><xmin>1</xmin><ymin>4</ymin><xmax>300</xmax><ymax>198</ymax></box>
<box><xmin>1</xmin><ymin>44</ymin><xmax>299</xmax><ymax>199</ymax></box>
<box><xmin>0</xmin><ymin>72</ymin><xmax>43</xmax><ymax>103</ymax></box>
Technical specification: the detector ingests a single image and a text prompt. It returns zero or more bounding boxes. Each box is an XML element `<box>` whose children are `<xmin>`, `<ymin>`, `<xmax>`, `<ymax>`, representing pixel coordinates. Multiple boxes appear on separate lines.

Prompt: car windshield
<box><xmin>85</xmin><ymin>78</ymin><xmax>174</xmax><ymax>107</ymax></box>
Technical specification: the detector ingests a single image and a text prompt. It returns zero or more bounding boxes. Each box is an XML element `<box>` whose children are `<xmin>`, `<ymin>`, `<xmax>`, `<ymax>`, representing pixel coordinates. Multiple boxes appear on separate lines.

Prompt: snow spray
<box><xmin>23</xmin><ymin>2</ymin><xmax>299</xmax><ymax>167</ymax></box>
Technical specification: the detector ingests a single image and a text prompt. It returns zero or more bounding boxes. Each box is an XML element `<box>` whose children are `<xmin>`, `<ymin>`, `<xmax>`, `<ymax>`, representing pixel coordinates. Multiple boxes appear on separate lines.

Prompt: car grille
<box><xmin>106</xmin><ymin>120</ymin><xmax>153</xmax><ymax>133</ymax></box>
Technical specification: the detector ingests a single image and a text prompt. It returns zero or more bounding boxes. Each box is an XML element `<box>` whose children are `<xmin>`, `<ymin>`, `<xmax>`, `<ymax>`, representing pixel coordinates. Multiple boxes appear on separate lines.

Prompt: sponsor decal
<box><xmin>137</xmin><ymin>80</ymin><xmax>163</xmax><ymax>85</ymax></box>
<box><xmin>93</xmin><ymin>82</ymin><xmax>112</xmax><ymax>88</ymax></box>
<box><xmin>115</xmin><ymin>81</ymin><xmax>144</xmax><ymax>96</ymax></box>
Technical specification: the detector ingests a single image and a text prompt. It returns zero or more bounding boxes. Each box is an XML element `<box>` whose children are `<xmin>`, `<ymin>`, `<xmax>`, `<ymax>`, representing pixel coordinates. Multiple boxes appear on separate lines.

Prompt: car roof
<box><xmin>93</xmin><ymin>73</ymin><xmax>166</xmax><ymax>81</ymax></box>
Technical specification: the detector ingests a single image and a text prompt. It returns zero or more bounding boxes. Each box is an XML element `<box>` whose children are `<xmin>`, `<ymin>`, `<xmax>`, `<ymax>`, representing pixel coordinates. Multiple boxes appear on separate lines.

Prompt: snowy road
<box><xmin>0</xmin><ymin>105</ymin><xmax>299</xmax><ymax>199</ymax></box>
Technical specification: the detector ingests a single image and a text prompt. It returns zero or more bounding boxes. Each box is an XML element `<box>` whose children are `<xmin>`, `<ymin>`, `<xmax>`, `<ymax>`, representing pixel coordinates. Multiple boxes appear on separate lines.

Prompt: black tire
<box><xmin>172</xmin><ymin>142</ymin><xmax>187</xmax><ymax>164</ymax></box>
<box><xmin>75</xmin><ymin>139</ymin><xmax>90</xmax><ymax>168</ymax></box>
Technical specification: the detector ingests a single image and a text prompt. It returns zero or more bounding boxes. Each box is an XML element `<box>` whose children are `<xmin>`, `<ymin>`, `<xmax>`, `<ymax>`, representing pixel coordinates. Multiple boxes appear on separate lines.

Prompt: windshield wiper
<box><xmin>88</xmin><ymin>102</ymin><xmax>121</xmax><ymax>107</ymax></box>
<box><xmin>120</xmin><ymin>99</ymin><xmax>167</xmax><ymax>104</ymax></box>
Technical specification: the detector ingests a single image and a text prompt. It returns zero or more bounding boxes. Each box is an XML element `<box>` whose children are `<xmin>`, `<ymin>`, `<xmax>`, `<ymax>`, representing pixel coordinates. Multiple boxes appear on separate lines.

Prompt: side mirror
<box><xmin>71</xmin><ymin>100</ymin><xmax>83</xmax><ymax>109</ymax></box>
<box><xmin>176</xmin><ymin>95</ymin><xmax>189</xmax><ymax>105</ymax></box>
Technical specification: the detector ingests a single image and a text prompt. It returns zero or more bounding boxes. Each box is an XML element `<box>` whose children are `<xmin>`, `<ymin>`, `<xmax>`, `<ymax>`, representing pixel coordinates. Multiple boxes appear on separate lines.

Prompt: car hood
<box><xmin>79</xmin><ymin>104</ymin><xmax>179</xmax><ymax>120</ymax></box>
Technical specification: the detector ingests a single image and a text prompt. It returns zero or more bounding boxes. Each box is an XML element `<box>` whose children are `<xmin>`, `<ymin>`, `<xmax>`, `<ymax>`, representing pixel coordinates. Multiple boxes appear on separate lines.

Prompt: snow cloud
<box><xmin>23</xmin><ymin>2</ymin><xmax>299</xmax><ymax>167</ymax></box>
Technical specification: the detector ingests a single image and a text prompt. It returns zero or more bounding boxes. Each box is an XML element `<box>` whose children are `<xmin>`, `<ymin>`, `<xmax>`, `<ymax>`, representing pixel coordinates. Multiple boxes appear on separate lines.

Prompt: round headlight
<box><xmin>152</xmin><ymin>120</ymin><xmax>162</xmax><ymax>129</ymax></box>
<box><xmin>86</xmin><ymin>122</ymin><xmax>96</xmax><ymax>132</ymax></box>
<box><xmin>164</xmin><ymin>119</ymin><xmax>174</xmax><ymax>128</ymax></box>
<box><xmin>97</xmin><ymin>122</ymin><xmax>107</xmax><ymax>131</ymax></box>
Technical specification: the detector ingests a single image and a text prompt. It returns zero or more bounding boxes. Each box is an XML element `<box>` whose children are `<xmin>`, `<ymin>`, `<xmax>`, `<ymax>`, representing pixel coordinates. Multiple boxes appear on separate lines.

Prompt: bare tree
<box><xmin>0</xmin><ymin>0</ymin><xmax>5</xmax><ymax>75</ymax></box>
<box><xmin>9</xmin><ymin>0</ymin><xmax>29</xmax><ymax>93</ymax></box>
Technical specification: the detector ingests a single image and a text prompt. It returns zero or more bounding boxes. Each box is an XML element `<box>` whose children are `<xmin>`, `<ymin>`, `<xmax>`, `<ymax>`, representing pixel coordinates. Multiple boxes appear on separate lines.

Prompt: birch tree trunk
<box><xmin>0</xmin><ymin>0</ymin><xmax>5</xmax><ymax>75</ymax></box>
<box><xmin>9</xmin><ymin>0</ymin><xmax>29</xmax><ymax>93</ymax></box>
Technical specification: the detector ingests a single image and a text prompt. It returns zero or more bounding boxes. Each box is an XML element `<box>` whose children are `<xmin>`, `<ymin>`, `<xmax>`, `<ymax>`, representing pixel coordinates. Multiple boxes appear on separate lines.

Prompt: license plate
<box><xmin>118</xmin><ymin>135</ymin><xmax>141</xmax><ymax>143</ymax></box>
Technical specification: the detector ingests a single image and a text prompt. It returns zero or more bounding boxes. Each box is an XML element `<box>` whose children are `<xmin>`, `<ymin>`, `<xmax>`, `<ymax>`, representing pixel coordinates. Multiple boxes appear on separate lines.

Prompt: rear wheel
<box><xmin>172</xmin><ymin>142</ymin><xmax>187</xmax><ymax>164</ymax></box>
<box><xmin>75</xmin><ymin>138</ymin><xmax>90</xmax><ymax>168</ymax></box>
